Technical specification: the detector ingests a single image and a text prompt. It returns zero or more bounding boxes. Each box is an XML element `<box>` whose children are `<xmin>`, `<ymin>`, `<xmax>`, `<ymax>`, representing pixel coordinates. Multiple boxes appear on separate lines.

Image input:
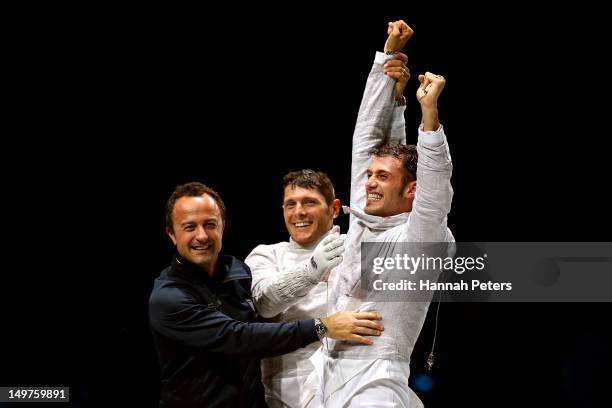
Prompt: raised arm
<box><xmin>350</xmin><ymin>21</ymin><xmax>413</xmax><ymax>210</ymax></box>
<box><xmin>385</xmin><ymin>30</ymin><xmax>410</xmax><ymax>145</ymax></box>
<box><xmin>406</xmin><ymin>72</ymin><xmax>453</xmax><ymax>242</ymax></box>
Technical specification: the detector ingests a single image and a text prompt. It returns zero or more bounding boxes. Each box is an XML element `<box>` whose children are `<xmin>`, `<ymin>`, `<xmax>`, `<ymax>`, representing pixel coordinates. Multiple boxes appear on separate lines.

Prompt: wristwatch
<box><xmin>314</xmin><ymin>318</ymin><xmax>327</xmax><ymax>340</ymax></box>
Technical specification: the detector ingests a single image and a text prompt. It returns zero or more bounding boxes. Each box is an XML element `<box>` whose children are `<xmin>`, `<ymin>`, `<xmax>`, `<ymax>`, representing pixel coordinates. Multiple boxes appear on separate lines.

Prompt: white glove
<box><xmin>307</xmin><ymin>226</ymin><xmax>346</xmax><ymax>283</ymax></box>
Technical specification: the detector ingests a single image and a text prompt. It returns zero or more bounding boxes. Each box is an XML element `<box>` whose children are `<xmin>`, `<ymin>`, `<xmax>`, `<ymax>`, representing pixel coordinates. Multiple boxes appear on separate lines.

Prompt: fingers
<box><xmin>422</xmin><ymin>72</ymin><xmax>445</xmax><ymax>88</ymax></box>
<box><xmin>324</xmin><ymin>235</ymin><xmax>345</xmax><ymax>253</ymax></box>
<box><xmin>388</xmin><ymin>20</ymin><xmax>412</xmax><ymax>38</ymax></box>
<box><xmin>385</xmin><ymin>54</ymin><xmax>408</xmax><ymax>73</ymax></box>
<box><xmin>384</xmin><ymin>20</ymin><xmax>413</xmax><ymax>53</ymax></box>
<box><xmin>354</xmin><ymin>319</ymin><xmax>384</xmax><ymax>331</ymax></box>
<box><xmin>384</xmin><ymin>66</ymin><xmax>410</xmax><ymax>81</ymax></box>
<box><xmin>353</xmin><ymin>311</ymin><xmax>382</xmax><ymax>320</ymax></box>
<box><xmin>327</xmin><ymin>255</ymin><xmax>343</xmax><ymax>271</ymax></box>
<box><xmin>384</xmin><ymin>59</ymin><xmax>406</xmax><ymax>69</ymax></box>
<box><xmin>393</xmin><ymin>52</ymin><xmax>408</xmax><ymax>64</ymax></box>
<box><xmin>351</xmin><ymin>326</ymin><xmax>383</xmax><ymax>337</ymax></box>
<box><xmin>417</xmin><ymin>74</ymin><xmax>432</xmax><ymax>95</ymax></box>
<box><xmin>420</xmin><ymin>71</ymin><xmax>445</xmax><ymax>95</ymax></box>
<box><xmin>387</xmin><ymin>21</ymin><xmax>401</xmax><ymax>37</ymax></box>
<box><xmin>384</xmin><ymin>57</ymin><xmax>410</xmax><ymax>81</ymax></box>
<box><xmin>346</xmin><ymin>334</ymin><xmax>374</xmax><ymax>345</ymax></box>
<box><xmin>392</xmin><ymin>23</ymin><xmax>401</xmax><ymax>37</ymax></box>
<box><xmin>397</xmin><ymin>21</ymin><xmax>414</xmax><ymax>41</ymax></box>
<box><xmin>424</xmin><ymin>71</ymin><xmax>445</xmax><ymax>83</ymax></box>
<box><xmin>326</xmin><ymin>245</ymin><xmax>344</xmax><ymax>259</ymax></box>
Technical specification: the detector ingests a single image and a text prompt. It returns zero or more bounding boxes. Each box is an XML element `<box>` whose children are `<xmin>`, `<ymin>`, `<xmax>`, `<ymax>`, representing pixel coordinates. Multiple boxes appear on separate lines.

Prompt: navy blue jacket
<box><xmin>149</xmin><ymin>254</ymin><xmax>317</xmax><ymax>408</ymax></box>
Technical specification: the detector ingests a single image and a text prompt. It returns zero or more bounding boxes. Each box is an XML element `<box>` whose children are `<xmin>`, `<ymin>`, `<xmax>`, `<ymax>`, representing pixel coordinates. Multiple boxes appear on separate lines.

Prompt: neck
<box><xmin>203</xmin><ymin>259</ymin><xmax>217</xmax><ymax>277</ymax></box>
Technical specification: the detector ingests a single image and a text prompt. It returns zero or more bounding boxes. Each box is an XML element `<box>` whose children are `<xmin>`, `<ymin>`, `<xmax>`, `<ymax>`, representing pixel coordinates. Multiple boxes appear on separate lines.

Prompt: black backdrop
<box><xmin>2</xmin><ymin>4</ymin><xmax>611</xmax><ymax>407</ymax></box>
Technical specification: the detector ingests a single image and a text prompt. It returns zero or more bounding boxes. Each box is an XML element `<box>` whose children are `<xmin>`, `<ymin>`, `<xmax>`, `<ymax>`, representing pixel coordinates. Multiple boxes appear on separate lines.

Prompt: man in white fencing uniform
<box><xmin>318</xmin><ymin>20</ymin><xmax>455</xmax><ymax>407</ymax></box>
<box><xmin>245</xmin><ymin>22</ymin><xmax>413</xmax><ymax>408</ymax></box>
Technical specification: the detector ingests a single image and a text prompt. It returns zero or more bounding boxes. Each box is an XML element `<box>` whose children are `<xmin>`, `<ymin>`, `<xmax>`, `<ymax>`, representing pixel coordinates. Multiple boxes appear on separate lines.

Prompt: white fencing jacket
<box><xmin>326</xmin><ymin>51</ymin><xmax>455</xmax><ymax>361</ymax></box>
<box><xmin>246</xmin><ymin>52</ymin><xmax>410</xmax><ymax>408</ymax></box>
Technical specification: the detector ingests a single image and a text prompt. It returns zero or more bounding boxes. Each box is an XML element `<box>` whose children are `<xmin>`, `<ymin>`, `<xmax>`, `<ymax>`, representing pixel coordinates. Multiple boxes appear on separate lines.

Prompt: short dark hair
<box><xmin>165</xmin><ymin>182</ymin><xmax>226</xmax><ymax>230</ymax></box>
<box><xmin>373</xmin><ymin>143</ymin><xmax>418</xmax><ymax>188</ymax></box>
<box><xmin>282</xmin><ymin>169</ymin><xmax>335</xmax><ymax>205</ymax></box>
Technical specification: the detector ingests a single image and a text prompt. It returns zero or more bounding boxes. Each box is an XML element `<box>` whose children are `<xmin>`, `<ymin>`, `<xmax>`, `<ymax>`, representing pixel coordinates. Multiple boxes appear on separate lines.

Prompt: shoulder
<box><xmin>225</xmin><ymin>255</ymin><xmax>252</xmax><ymax>277</ymax></box>
<box><xmin>245</xmin><ymin>242</ymin><xmax>289</xmax><ymax>263</ymax></box>
<box><xmin>149</xmin><ymin>270</ymin><xmax>197</xmax><ymax>315</ymax></box>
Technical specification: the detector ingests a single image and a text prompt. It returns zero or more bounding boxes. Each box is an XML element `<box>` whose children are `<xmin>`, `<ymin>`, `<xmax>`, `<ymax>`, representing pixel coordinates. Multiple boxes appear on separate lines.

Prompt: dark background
<box><xmin>2</xmin><ymin>4</ymin><xmax>611</xmax><ymax>407</ymax></box>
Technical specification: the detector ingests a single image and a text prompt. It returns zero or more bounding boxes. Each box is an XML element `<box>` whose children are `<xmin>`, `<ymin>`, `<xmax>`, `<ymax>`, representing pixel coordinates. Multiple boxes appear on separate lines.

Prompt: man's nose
<box><xmin>366</xmin><ymin>178</ymin><xmax>377</xmax><ymax>189</ymax></box>
<box><xmin>295</xmin><ymin>202</ymin><xmax>307</xmax><ymax>216</ymax></box>
<box><xmin>195</xmin><ymin>226</ymin><xmax>209</xmax><ymax>241</ymax></box>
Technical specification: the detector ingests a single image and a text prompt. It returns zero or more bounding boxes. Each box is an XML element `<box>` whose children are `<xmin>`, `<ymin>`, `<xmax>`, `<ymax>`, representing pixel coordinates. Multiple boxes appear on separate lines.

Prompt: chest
<box><xmin>198</xmin><ymin>279</ymin><xmax>257</xmax><ymax>323</ymax></box>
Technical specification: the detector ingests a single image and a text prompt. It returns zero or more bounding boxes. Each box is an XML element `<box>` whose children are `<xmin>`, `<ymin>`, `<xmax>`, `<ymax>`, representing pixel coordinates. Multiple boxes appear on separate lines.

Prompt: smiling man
<box><xmin>282</xmin><ymin>171</ymin><xmax>341</xmax><ymax>247</ymax></box>
<box><xmin>245</xmin><ymin>170</ymin><xmax>344</xmax><ymax>407</ymax></box>
<box><xmin>149</xmin><ymin>182</ymin><xmax>385</xmax><ymax>408</ymax></box>
<box><xmin>320</xmin><ymin>21</ymin><xmax>456</xmax><ymax>407</ymax></box>
<box><xmin>365</xmin><ymin>144</ymin><xmax>418</xmax><ymax>217</ymax></box>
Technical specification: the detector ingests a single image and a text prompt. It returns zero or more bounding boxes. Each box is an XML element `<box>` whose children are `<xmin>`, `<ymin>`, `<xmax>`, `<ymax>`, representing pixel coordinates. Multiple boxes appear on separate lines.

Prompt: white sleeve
<box><xmin>404</xmin><ymin>124</ymin><xmax>454</xmax><ymax>243</ymax></box>
<box><xmin>388</xmin><ymin>104</ymin><xmax>407</xmax><ymax>145</ymax></box>
<box><xmin>350</xmin><ymin>51</ymin><xmax>397</xmax><ymax>213</ymax></box>
<box><xmin>246</xmin><ymin>245</ymin><xmax>317</xmax><ymax>318</ymax></box>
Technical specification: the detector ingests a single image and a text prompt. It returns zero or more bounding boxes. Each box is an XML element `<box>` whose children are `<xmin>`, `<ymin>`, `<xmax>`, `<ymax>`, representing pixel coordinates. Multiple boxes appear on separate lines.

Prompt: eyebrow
<box><xmin>284</xmin><ymin>196</ymin><xmax>322</xmax><ymax>203</ymax></box>
<box><xmin>180</xmin><ymin>219</ymin><xmax>218</xmax><ymax>227</ymax></box>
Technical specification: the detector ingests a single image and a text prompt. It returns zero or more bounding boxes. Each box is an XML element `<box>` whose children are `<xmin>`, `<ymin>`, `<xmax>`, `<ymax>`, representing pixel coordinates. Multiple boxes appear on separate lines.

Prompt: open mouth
<box><xmin>192</xmin><ymin>243</ymin><xmax>213</xmax><ymax>252</ymax></box>
<box><xmin>293</xmin><ymin>221</ymin><xmax>313</xmax><ymax>229</ymax></box>
<box><xmin>367</xmin><ymin>193</ymin><xmax>383</xmax><ymax>201</ymax></box>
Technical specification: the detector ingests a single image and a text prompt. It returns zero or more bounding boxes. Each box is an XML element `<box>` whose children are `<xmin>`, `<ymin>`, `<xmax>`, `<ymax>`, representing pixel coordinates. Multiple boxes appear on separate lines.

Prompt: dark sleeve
<box><xmin>149</xmin><ymin>285</ymin><xmax>318</xmax><ymax>358</ymax></box>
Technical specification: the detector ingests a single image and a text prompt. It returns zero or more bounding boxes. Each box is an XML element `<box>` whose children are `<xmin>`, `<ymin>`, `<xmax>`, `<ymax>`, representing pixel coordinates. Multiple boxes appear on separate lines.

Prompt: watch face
<box><xmin>315</xmin><ymin>319</ymin><xmax>326</xmax><ymax>339</ymax></box>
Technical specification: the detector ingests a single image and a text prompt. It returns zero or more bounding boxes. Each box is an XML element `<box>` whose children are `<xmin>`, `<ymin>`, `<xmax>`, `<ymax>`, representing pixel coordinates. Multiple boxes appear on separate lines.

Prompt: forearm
<box><xmin>421</xmin><ymin>106</ymin><xmax>440</xmax><ymax>132</ymax></box>
<box><xmin>406</xmin><ymin>125</ymin><xmax>453</xmax><ymax>242</ymax></box>
<box><xmin>251</xmin><ymin>262</ymin><xmax>317</xmax><ymax>318</ymax></box>
<box><xmin>154</xmin><ymin>310</ymin><xmax>317</xmax><ymax>358</ymax></box>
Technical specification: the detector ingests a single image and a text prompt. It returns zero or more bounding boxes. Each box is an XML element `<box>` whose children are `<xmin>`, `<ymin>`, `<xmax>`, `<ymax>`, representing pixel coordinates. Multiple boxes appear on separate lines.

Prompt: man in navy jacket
<box><xmin>149</xmin><ymin>182</ymin><xmax>384</xmax><ymax>407</ymax></box>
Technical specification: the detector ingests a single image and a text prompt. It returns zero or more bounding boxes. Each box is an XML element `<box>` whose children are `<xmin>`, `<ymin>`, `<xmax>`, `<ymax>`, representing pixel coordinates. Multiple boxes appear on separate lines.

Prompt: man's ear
<box><xmin>404</xmin><ymin>181</ymin><xmax>417</xmax><ymax>198</ymax></box>
<box><xmin>331</xmin><ymin>198</ymin><xmax>341</xmax><ymax>219</ymax></box>
<box><xmin>166</xmin><ymin>226</ymin><xmax>177</xmax><ymax>245</ymax></box>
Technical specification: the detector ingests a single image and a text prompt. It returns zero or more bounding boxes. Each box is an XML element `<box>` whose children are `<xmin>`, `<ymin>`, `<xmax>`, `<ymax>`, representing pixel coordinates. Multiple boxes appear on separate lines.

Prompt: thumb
<box><xmin>319</xmin><ymin>234</ymin><xmax>335</xmax><ymax>247</ymax></box>
<box><xmin>393</xmin><ymin>24</ymin><xmax>401</xmax><ymax>36</ymax></box>
<box><xmin>315</xmin><ymin>234</ymin><xmax>336</xmax><ymax>252</ymax></box>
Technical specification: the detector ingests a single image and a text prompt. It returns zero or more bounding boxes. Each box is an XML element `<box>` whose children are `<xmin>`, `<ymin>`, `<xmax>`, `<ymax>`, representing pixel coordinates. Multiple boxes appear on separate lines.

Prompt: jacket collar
<box><xmin>170</xmin><ymin>253</ymin><xmax>250</xmax><ymax>285</ymax></box>
<box><xmin>342</xmin><ymin>205</ymin><xmax>409</xmax><ymax>230</ymax></box>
